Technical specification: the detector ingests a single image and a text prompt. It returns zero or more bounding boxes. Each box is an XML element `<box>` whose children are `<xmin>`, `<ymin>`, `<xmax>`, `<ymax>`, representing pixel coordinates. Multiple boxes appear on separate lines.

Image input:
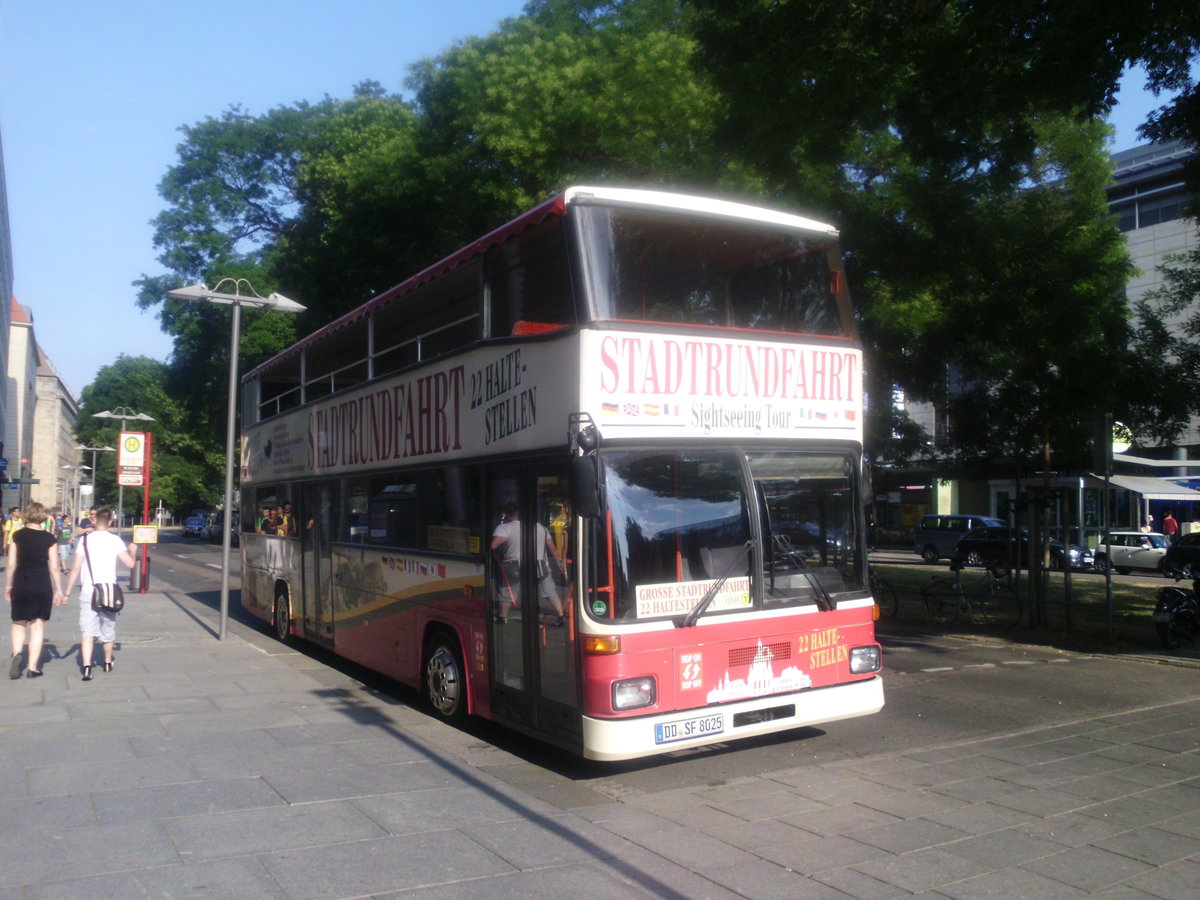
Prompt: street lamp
<box><xmin>166</xmin><ymin>279</ymin><xmax>306</xmax><ymax>641</ymax></box>
<box><xmin>60</xmin><ymin>464</ymin><xmax>91</xmax><ymax>529</ymax></box>
<box><xmin>75</xmin><ymin>445</ymin><xmax>116</xmax><ymax>517</ymax></box>
<box><xmin>91</xmin><ymin>409</ymin><xmax>154</xmax><ymax>536</ymax></box>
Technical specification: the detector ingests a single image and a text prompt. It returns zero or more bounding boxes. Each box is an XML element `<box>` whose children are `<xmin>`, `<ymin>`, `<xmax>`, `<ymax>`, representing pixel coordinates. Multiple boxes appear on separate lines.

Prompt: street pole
<box><xmin>139</xmin><ymin>432</ymin><xmax>153</xmax><ymax>592</ymax></box>
<box><xmin>76</xmin><ymin>446</ymin><xmax>115</xmax><ymax>527</ymax></box>
<box><xmin>216</xmin><ymin>300</ymin><xmax>241</xmax><ymax>641</ymax></box>
<box><xmin>166</xmin><ymin>281</ymin><xmax>305</xmax><ymax>642</ymax></box>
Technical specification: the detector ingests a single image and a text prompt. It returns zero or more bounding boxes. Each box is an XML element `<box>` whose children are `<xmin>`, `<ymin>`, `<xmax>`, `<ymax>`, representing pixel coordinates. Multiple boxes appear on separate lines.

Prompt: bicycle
<box><xmin>870</xmin><ymin>568</ymin><xmax>898</xmax><ymax>617</ymax></box>
<box><xmin>920</xmin><ymin>562</ymin><xmax>1021</xmax><ymax>628</ymax></box>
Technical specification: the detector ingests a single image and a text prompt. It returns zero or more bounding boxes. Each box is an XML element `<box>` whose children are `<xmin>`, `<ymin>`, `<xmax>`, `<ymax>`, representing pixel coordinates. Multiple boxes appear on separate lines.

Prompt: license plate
<box><xmin>655</xmin><ymin>713</ymin><xmax>724</xmax><ymax>745</ymax></box>
<box><xmin>1152</xmin><ymin>611</ymin><xmax>1173</xmax><ymax>623</ymax></box>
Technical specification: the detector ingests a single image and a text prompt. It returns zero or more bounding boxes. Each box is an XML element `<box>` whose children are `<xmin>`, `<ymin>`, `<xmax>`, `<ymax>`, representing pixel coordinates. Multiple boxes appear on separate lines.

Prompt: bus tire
<box><xmin>273</xmin><ymin>588</ymin><xmax>291</xmax><ymax>645</ymax></box>
<box><xmin>425</xmin><ymin>630</ymin><xmax>468</xmax><ymax>723</ymax></box>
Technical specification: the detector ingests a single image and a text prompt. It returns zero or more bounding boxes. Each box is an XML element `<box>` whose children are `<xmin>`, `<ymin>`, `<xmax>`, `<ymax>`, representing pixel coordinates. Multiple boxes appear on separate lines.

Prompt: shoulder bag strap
<box><xmin>83</xmin><ymin>533</ymin><xmax>95</xmax><ymax>583</ymax></box>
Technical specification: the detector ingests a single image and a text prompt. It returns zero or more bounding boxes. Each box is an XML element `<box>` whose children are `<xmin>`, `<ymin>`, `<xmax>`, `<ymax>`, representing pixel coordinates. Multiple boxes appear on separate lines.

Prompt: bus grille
<box><xmin>729</xmin><ymin>641</ymin><xmax>791</xmax><ymax>668</ymax></box>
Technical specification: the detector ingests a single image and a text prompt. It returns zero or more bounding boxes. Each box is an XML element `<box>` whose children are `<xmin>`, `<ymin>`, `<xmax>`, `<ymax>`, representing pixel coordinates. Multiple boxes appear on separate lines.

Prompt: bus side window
<box><xmin>344</xmin><ymin>479</ymin><xmax>371</xmax><ymax>543</ymax></box>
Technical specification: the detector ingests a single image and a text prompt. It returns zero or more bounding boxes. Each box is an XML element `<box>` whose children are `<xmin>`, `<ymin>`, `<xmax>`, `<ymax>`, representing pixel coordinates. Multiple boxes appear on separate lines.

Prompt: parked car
<box><xmin>184</xmin><ymin>509</ymin><xmax>209</xmax><ymax>537</ymax></box>
<box><xmin>205</xmin><ymin>509</ymin><xmax>240</xmax><ymax>547</ymax></box>
<box><xmin>913</xmin><ymin>514</ymin><xmax>1007</xmax><ymax>564</ymax></box>
<box><xmin>1093</xmin><ymin>532</ymin><xmax>1169</xmax><ymax>575</ymax></box>
<box><xmin>1164</xmin><ymin>532</ymin><xmax>1200</xmax><ymax>578</ymax></box>
<box><xmin>954</xmin><ymin>526</ymin><xmax>1095</xmax><ymax>571</ymax></box>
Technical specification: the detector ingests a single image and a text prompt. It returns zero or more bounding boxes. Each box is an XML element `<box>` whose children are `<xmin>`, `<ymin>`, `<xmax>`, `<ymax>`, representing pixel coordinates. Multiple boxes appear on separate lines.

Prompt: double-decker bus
<box><xmin>239</xmin><ymin>186</ymin><xmax>883</xmax><ymax>760</ymax></box>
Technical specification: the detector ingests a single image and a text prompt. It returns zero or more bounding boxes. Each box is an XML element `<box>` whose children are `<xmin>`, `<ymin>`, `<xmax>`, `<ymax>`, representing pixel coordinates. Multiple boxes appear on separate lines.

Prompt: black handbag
<box><xmin>84</xmin><ymin>535</ymin><xmax>125</xmax><ymax>614</ymax></box>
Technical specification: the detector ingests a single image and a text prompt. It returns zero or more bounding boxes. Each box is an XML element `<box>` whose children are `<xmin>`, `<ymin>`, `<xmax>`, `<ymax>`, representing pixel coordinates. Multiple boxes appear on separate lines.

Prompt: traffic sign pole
<box><xmin>140</xmin><ymin>433</ymin><xmax>152</xmax><ymax>592</ymax></box>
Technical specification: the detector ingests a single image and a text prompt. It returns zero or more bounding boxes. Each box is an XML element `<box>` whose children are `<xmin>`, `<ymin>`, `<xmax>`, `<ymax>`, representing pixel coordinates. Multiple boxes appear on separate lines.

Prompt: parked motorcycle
<box><xmin>1152</xmin><ymin>570</ymin><xmax>1200</xmax><ymax>649</ymax></box>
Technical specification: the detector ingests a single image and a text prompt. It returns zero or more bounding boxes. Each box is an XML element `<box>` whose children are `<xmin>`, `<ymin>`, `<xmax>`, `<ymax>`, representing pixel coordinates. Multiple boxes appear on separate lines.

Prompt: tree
<box><xmin>74</xmin><ymin>356</ymin><xmax>219</xmax><ymax>516</ymax></box>
<box><xmin>403</xmin><ymin>0</ymin><xmax>750</xmax><ymax>249</ymax></box>
<box><xmin>132</xmin><ymin>1</ymin><xmax>739</xmax><ymax>504</ymax></box>
<box><xmin>688</xmin><ymin>0</ymin><xmax>1198</xmax><ymax>464</ymax></box>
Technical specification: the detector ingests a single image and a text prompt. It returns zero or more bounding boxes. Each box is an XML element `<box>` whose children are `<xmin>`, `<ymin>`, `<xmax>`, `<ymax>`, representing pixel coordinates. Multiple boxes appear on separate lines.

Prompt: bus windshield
<box><xmin>574</xmin><ymin>204</ymin><xmax>846</xmax><ymax>335</ymax></box>
<box><xmin>598</xmin><ymin>449</ymin><xmax>864</xmax><ymax>622</ymax></box>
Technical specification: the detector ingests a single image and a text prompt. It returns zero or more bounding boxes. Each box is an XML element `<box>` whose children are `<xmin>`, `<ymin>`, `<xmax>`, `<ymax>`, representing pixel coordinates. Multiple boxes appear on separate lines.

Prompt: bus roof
<box><xmin>562</xmin><ymin>186</ymin><xmax>839</xmax><ymax>237</ymax></box>
<box><xmin>244</xmin><ymin>187</ymin><xmax>840</xmax><ymax>382</ymax></box>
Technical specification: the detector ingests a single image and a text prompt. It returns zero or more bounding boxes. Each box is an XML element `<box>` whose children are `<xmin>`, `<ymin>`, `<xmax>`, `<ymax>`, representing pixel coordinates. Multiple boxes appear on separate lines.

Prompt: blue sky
<box><xmin>0</xmin><ymin>2</ymin><xmax>1178</xmax><ymax>398</ymax></box>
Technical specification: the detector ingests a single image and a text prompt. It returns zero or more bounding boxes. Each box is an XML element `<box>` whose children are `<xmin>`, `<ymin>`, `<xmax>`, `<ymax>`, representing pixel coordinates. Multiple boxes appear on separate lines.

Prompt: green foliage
<box><xmin>277</xmin><ymin>95</ymin><xmax>422</xmax><ymax>310</ymax></box>
<box><xmin>404</xmin><ymin>0</ymin><xmax>755</xmax><ymax>251</ymax></box>
<box><xmin>126</xmin><ymin>0</ymin><xmax>1198</xmax><ymax>491</ymax></box>
<box><xmin>689</xmin><ymin>0</ymin><xmax>1198</xmax><ymax>467</ymax></box>
<box><xmin>74</xmin><ymin>356</ymin><xmax>221</xmax><ymax>516</ymax></box>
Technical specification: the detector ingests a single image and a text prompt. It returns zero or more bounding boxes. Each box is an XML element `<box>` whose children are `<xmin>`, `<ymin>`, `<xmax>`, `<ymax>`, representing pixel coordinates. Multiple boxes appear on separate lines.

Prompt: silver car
<box><xmin>1094</xmin><ymin>532</ymin><xmax>1169</xmax><ymax>576</ymax></box>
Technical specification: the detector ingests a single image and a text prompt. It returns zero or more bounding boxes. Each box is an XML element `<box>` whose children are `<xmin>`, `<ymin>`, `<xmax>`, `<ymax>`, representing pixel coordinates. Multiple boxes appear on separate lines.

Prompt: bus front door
<box><xmin>487</xmin><ymin>464</ymin><xmax>580</xmax><ymax>746</ymax></box>
<box><xmin>300</xmin><ymin>482</ymin><xmax>335</xmax><ymax>646</ymax></box>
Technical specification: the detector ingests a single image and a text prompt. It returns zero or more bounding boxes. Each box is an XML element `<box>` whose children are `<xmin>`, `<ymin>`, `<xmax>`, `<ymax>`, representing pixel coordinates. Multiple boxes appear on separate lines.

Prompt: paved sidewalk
<box><xmin>2</xmin><ymin>572</ymin><xmax>1199</xmax><ymax>898</ymax></box>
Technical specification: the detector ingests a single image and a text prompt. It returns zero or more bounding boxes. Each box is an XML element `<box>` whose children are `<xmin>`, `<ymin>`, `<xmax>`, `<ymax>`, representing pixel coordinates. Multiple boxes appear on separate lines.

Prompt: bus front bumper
<box><xmin>581</xmin><ymin>676</ymin><xmax>884</xmax><ymax>761</ymax></box>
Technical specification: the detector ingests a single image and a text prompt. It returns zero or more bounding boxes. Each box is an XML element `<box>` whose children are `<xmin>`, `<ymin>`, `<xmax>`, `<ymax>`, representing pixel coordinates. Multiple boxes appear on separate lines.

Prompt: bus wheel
<box><xmin>273</xmin><ymin>590</ymin><xmax>291</xmax><ymax>645</ymax></box>
<box><xmin>425</xmin><ymin>632</ymin><xmax>467</xmax><ymax>723</ymax></box>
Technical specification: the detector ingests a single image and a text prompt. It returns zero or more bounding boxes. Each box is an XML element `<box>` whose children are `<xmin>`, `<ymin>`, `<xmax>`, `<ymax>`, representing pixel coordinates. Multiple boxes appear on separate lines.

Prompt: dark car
<box><xmin>954</xmin><ymin>526</ymin><xmax>1095</xmax><ymax>571</ymax></box>
<box><xmin>206</xmin><ymin>509</ymin><xmax>241</xmax><ymax>547</ymax></box>
<box><xmin>913</xmin><ymin>513</ymin><xmax>1007</xmax><ymax>564</ymax></box>
<box><xmin>1163</xmin><ymin>532</ymin><xmax>1200</xmax><ymax>578</ymax></box>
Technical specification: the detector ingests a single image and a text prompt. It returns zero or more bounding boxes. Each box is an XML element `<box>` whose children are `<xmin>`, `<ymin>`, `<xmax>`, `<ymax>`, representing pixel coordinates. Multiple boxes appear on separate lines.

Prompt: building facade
<box><xmin>33</xmin><ymin>347</ymin><xmax>80</xmax><ymax>514</ymax></box>
<box><xmin>1109</xmin><ymin>141</ymin><xmax>1200</xmax><ymax>462</ymax></box>
<box><xmin>0</xmin><ymin>127</ymin><xmax>14</xmax><ymax>472</ymax></box>
<box><xmin>5</xmin><ymin>298</ymin><xmax>39</xmax><ymax>509</ymax></box>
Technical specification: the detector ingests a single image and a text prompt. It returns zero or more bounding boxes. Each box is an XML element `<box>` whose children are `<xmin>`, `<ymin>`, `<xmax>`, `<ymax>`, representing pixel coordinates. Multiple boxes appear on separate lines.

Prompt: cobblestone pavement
<box><xmin>2</xmin><ymin>571</ymin><xmax>1198</xmax><ymax>898</ymax></box>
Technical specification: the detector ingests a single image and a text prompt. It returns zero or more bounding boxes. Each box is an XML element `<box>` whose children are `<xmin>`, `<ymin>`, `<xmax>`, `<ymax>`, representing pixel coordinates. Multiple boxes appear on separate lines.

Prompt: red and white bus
<box><xmin>239</xmin><ymin>186</ymin><xmax>883</xmax><ymax>760</ymax></box>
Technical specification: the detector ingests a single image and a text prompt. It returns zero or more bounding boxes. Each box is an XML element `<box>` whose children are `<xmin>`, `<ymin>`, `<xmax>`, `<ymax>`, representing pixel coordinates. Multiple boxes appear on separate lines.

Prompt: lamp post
<box><xmin>166</xmin><ymin>280</ymin><xmax>306</xmax><ymax>641</ymax></box>
<box><xmin>75</xmin><ymin>445</ymin><xmax>116</xmax><ymax>519</ymax></box>
<box><xmin>91</xmin><ymin>408</ymin><xmax>154</xmax><ymax>537</ymax></box>
<box><xmin>60</xmin><ymin>464</ymin><xmax>90</xmax><ymax>528</ymax></box>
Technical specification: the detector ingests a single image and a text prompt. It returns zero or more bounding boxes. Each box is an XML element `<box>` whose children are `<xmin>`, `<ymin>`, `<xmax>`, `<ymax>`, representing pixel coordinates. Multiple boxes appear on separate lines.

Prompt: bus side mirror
<box><xmin>572</xmin><ymin>455</ymin><xmax>602</xmax><ymax>519</ymax></box>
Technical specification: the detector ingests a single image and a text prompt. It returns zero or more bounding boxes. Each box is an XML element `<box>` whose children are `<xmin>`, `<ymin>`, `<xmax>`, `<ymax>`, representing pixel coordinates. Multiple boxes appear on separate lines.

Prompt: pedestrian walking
<box><xmin>57</xmin><ymin>513</ymin><xmax>74</xmax><ymax>572</ymax></box>
<box><xmin>63</xmin><ymin>508</ymin><xmax>135</xmax><ymax>681</ymax></box>
<box><xmin>6</xmin><ymin>503</ymin><xmax>65</xmax><ymax>679</ymax></box>
<box><xmin>2</xmin><ymin>506</ymin><xmax>24</xmax><ymax>560</ymax></box>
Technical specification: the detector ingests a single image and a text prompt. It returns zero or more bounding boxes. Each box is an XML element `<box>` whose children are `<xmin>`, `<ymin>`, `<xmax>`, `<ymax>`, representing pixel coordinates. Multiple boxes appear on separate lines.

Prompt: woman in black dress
<box><xmin>7</xmin><ymin>503</ymin><xmax>65</xmax><ymax>678</ymax></box>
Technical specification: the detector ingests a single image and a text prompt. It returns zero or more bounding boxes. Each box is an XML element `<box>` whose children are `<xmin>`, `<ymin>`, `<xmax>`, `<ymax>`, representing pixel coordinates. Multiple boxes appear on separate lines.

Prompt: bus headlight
<box><xmin>849</xmin><ymin>645</ymin><xmax>882</xmax><ymax>674</ymax></box>
<box><xmin>612</xmin><ymin>676</ymin><xmax>656</xmax><ymax>711</ymax></box>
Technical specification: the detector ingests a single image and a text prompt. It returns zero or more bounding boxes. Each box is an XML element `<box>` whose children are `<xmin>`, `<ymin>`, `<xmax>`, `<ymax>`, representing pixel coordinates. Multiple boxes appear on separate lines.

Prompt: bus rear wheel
<box><xmin>425</xmin><ymin>631</ymin><xmax>467</xmax><ymax>723</ymax></box>
<box><xmin>273</xmin><ymin>590</ymin><xmax>291</xmax><ymax>644</ymax></box>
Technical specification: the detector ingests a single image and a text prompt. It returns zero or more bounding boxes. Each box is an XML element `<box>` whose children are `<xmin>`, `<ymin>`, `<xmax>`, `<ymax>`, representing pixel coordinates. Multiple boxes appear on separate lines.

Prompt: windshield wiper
<box><xmin>772</xmin><ymin>534</ymin><xmax>835</xmax><ymax>611</ymax></box>
<box><xmin>675</xmin><ymin>540</ymin><xmax>754</xmax><ymax>628</ymax></box>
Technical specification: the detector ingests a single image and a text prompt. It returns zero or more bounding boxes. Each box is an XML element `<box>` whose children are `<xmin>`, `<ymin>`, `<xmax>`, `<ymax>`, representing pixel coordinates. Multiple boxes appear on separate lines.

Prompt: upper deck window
<box><xmin>574</xmin><ymin>204</ymin><xmax>848</xmax><ymax>336</ymax></box>
<box><xmin>487</xmin><ymin>218</ymin><xmax>576</xmax><ymax>337</ymax></box>
<box><xmin>373</xmin><ymin>262</ymin><xmax>482</xmax><ymax>378</ymax></box>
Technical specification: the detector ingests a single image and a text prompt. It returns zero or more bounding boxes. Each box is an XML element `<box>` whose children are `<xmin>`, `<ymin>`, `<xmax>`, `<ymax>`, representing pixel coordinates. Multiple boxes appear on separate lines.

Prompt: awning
<box><xmin>1096</xmin><ymin>474</ymin><xmax>1200</xmax><ymax>500</ymax></box>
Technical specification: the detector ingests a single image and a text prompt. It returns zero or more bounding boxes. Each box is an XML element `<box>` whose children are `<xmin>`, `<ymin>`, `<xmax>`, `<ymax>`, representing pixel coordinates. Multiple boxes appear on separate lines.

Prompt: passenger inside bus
<box><xmin>491</xmin><ymin>502</ymin><xmax>565</xmax><ymax>625</ymax></box>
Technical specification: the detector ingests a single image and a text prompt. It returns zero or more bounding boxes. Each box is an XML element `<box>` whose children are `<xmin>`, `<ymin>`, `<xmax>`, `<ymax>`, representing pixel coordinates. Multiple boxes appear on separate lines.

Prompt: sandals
<box><xmin>81</xmin><ymin>660</ymin><xmax>112</xmax><ymax>680</ymax></box>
